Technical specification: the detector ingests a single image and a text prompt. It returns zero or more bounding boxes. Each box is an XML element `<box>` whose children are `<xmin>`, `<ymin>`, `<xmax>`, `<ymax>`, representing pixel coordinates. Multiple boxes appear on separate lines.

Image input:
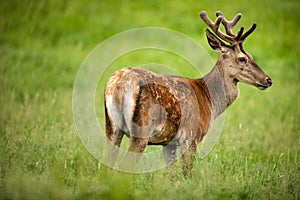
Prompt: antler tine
<box><xmin>240</xmin><ymin>23</ymin><xmax>257</xmax><ymax>42</ymax></box>
<box><xmin>200</xmin><ymin>11</ymin><xmax>235</xmax><ymax>44</ymax></box>
<box><xmin>216</xmin><ymin>11</ymin><xmax>242</xmax><ymax>37</ymax></box>
<box><xmin>199</xmin><ymin>11</ymin><xmax>222</xmax><ymax>33</ymax></box>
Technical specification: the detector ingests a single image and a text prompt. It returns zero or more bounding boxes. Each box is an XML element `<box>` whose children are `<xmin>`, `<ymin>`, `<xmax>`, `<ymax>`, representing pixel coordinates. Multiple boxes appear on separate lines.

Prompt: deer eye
<box><xmin>238</xmin><ymin>57</ymin><xmax>247</xmax><ymax>63</ymax></box>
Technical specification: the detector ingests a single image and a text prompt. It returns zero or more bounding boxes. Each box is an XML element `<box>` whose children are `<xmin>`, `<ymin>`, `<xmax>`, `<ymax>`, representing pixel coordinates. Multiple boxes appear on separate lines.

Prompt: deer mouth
<box><xmin>255</xmin><ymin>83</ymin><xmax>269</xmax><ymax>90</ymax></box>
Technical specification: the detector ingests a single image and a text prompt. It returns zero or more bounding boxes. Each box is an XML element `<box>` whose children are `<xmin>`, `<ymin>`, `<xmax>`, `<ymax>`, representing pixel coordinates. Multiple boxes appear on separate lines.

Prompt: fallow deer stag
<box><xmin>104</xmin><ymin>11</ymin><xmax>272</xmax><ymax>175</ymax></box>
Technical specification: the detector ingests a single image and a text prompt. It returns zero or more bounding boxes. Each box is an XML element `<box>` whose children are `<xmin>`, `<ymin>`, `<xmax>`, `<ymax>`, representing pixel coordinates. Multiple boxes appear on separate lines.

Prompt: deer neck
<box><xmin>200</xmin><ymin>64</ymin><xmax>239</xmax><ymax>119</ymax></box>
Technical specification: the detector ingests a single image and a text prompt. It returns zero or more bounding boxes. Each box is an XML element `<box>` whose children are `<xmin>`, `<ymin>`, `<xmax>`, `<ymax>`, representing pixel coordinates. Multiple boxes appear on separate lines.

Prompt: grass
<box><xmin>0</xmin><ymin>0</ymin><xmax>299</xmax><ymax>199</ymax></box>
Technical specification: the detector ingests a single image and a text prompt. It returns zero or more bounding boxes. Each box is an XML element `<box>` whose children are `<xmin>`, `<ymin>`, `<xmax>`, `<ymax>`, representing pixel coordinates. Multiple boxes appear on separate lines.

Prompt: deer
<box><xmin>104</xmin><ymin>11</ymin><xmax>272</xmax><ymax>176</ymax></box>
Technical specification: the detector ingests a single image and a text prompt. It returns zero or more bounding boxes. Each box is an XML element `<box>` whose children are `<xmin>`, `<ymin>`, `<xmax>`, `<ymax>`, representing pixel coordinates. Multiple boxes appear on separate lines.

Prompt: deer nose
<box><xmin>266</xmin><ymin>77</ymin><xmax>272</xmax><ymax>86</ymax></box>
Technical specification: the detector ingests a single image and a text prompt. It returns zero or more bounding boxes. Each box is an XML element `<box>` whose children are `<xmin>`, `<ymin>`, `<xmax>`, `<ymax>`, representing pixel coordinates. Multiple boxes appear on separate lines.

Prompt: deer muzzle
<box><xmin>256</xmin><ymin>76</ymin><xmax>273</xmax><ymax>90</ymax></box>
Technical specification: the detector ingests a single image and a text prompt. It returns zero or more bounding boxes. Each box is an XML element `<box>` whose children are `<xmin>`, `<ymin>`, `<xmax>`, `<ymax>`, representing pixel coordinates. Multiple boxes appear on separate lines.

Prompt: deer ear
<box><xmin>206</xmin><ymin>29</ymin><xmax>227</xmax><ymax>52</ymax></box>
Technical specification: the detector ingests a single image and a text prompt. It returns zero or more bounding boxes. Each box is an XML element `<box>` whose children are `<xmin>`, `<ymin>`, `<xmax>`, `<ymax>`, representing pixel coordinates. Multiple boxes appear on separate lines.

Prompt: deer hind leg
<box><xmin>119</xmin><ymin>136</ymin><xmax>149</xmax><ymax>171</ymax></box>
<box><xmin>121</xmin><ymin>104</ymin><xmax>151</xmax><ymax>170</ymax></box>
<box><xmin>106</xmin><ymin>129</ymin><xmax>124</xmax><ymax>168</ymax></box>
<box><xmin>105</xmin><ymin>105</ymin><xmax>124</xmax><ymax>168</ymax></box>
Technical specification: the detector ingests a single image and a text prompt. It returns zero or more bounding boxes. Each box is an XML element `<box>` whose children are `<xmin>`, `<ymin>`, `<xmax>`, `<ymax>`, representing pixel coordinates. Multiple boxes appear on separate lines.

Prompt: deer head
<box><xmin>200</xmin><ymin>11</ymin><xmax>272</xmax><ymax>90</ymax></box>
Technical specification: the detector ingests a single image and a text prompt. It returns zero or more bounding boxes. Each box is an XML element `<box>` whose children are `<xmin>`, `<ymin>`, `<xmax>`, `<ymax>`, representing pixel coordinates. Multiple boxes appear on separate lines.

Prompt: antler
<box><xmin>199</xmin><ymin>11</ymin><xmax>257</xmax><ymax>45</ymax></box>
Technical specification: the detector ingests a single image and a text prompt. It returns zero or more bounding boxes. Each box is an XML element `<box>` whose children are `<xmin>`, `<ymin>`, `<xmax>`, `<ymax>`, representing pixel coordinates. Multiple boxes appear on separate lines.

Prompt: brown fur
<box><xmin>105</xmin><ymin>68</ymin><xmax>213</xmax><ymax>175</ymax></box>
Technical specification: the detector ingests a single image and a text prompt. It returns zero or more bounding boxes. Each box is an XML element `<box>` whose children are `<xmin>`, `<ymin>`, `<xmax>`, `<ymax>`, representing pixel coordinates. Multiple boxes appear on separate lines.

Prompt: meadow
<box><xmin>0</xmin><ymin>0</ymin><xmax>299</xmax><ymax>199</ymax></box>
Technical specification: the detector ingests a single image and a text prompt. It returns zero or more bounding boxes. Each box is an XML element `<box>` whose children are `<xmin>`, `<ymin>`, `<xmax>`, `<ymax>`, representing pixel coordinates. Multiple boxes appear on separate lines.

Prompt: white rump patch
<box><xmin>106</xmin><ymin>95</ymin><xmax>124</xmax><ymax>131</ymax></box>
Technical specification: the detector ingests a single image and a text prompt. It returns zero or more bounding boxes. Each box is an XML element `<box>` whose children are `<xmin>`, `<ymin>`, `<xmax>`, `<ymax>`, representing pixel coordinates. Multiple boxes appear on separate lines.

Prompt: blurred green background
<box><xmin>0</xmin><ymin>0</ymin><xmax>299</xmax><ymax>199</ymax></box>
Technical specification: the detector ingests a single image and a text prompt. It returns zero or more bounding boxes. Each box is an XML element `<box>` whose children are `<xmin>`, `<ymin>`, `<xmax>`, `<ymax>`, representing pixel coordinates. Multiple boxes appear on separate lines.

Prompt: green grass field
<box><xmin>1</xmin><ymin>0</ymin><xmax>299</xmax><ymax>199</ymax></box>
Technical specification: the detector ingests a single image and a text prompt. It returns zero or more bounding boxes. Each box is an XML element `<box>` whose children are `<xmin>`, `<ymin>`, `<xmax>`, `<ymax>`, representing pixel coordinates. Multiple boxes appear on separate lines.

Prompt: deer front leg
<box><xmin>181</xmin><ymin>141</ymin><xmax>197</xmax><ymax>177</ymax></box>
<box><xmin>163</xmin><ymin>144</ymin><xmax>177</xmax><ymax>165</ymax></box>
